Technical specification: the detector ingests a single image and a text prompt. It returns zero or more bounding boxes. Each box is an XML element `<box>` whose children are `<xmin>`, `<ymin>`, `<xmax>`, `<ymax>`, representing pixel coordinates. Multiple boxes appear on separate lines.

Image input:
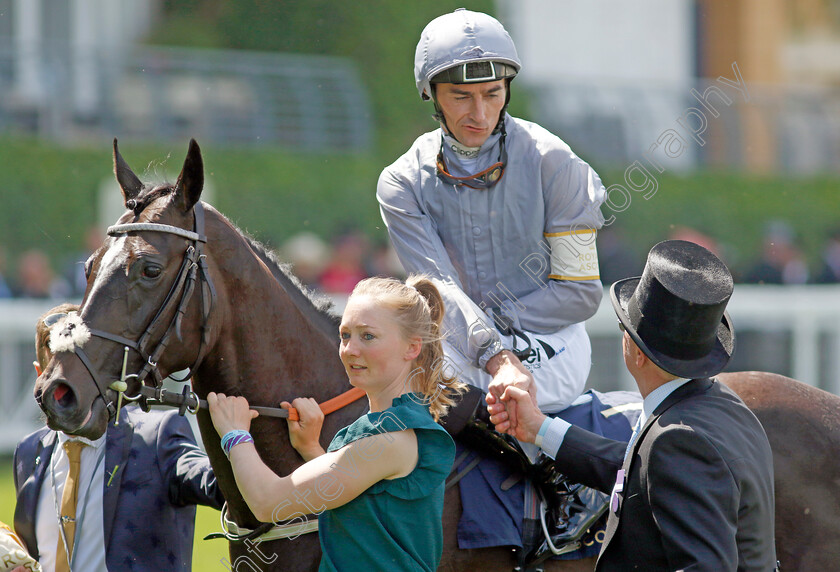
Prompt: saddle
<box><xmin>446</xmin><ymin>437</ymin><xmax>608</xmax><ymax>569</ymax></box>
<box><xmin>443</xmin><ymin>387</ymin><xmax>640</xmax><ymax>569</ymax></box>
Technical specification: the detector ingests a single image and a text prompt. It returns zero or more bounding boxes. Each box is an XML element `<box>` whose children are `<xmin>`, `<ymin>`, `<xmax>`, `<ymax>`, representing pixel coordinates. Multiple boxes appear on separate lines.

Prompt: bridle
<box><xmin>68</xmin><ymin>200</ymin><xmax>366</xmax><ymax>422</ymax></box>
<box><xmin>64</xmin><ymin>199</ymin><xmax>368</xmax><ymax>545</ymax></box>
<box><xmin>70</xmin><ymin>201</ymin><xmax>216</xmax><ymax>421</ymax></box>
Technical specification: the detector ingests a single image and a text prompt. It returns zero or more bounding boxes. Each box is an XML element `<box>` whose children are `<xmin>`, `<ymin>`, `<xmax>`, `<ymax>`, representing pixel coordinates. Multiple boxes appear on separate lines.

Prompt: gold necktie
<box><xmin>56</xmin><ymin>440</ymin><xmax>85</xmax><ymax>572</ymax></box>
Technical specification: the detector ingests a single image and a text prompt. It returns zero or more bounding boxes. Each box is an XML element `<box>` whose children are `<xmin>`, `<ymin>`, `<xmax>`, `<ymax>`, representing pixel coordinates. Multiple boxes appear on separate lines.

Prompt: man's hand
<box><xmin>495</xmin><ymin>386</ymin><xmax>546</xmax><ymax>443</ymax></box>
<box><xmin>486</xmin><ymin>350</ymin><xmax>536</xmax><ymax>431</ymax></box>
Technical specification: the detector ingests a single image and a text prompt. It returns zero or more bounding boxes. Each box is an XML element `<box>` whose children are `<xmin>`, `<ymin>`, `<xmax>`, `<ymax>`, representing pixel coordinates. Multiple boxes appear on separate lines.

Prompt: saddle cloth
<box><xmin>455</xmin><ymin>389</ymin><xmax>641</xmax><ymax>560</ymax></box>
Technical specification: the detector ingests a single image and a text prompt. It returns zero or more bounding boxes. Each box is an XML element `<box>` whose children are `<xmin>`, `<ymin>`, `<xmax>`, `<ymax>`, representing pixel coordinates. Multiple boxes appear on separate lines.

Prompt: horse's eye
<box><xmin>84</xmin><ymin>258</ymin><xmax>93</xmax><ymax>279</ymax></box>
<box><xmin>142</xmin><ymin>264</ymin><xmax>162</xmax><ymax>279</ymax></box>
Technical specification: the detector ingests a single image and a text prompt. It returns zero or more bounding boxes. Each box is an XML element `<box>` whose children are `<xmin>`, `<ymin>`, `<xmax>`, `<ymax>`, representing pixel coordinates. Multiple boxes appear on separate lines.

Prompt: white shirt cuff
<box><xmin>540</xmin><ymin>417</ymin><xmax>571</xmax><ymax>460</ymax></box>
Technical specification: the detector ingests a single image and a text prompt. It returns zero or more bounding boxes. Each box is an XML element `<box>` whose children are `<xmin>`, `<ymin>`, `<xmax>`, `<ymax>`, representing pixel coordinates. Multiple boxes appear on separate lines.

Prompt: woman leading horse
<box><xmin>207</xmin><ymin>276</ymin><xmax>464</xmax><ymax>571</ymax></box>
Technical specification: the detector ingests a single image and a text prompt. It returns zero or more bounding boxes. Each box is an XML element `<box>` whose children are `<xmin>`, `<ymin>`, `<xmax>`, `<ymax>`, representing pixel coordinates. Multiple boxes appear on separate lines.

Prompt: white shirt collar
<box><xmin>642</xmin><ymin>377</ymin><xmax>691</xmax><ymax>423</ymax></box>
<box><xmin>57</xmin><ymin>431</ymin><xmax>106</xmax><ymax>450</ymax></box>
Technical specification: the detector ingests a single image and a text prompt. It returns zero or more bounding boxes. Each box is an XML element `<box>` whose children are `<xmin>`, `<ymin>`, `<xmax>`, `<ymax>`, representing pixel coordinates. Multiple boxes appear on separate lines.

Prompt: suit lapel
<box><xmin>15</xmin><ymin>430</ymin><xmax>57</xmax><ymax>558</ymax></box>
<box><xmin>28</xmin><ymin>432</ymin><xmax>57</xmax><ymax>520</ymax></box>
<box><xmin>102</xmin><ymin>418</ymin><xmax>134</xmax><ymax>550</ymax></box>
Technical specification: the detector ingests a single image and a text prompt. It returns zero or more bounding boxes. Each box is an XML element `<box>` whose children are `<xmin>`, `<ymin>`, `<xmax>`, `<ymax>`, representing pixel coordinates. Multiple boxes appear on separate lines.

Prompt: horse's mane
<box><xmin>229</xmin><ymin>222</ymin><xmax>342</xmax><ymax>338</ymax></box>
<box><xmin>133</xmin><ymin>185</ymin><xmax>341</xmax><ymax>338</ymax></box>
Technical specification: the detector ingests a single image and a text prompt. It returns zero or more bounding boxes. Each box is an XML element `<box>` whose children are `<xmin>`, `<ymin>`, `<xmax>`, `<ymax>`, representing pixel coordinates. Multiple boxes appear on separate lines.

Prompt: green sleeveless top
<box><xmin>318</xmin><ymin>393</ymin><xmax>455</xmax><ymax>572</ymax></box>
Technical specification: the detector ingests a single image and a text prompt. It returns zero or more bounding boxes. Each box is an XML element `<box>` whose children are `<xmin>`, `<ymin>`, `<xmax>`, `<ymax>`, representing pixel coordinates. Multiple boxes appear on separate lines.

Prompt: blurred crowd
<box><xmin>0</xmin><ymin>222</ymin><xmax>838</xmax><ymax>301</ymax></box>
<box><xmin>279</xmin><ymin>230</ymin><xmax>406</xmax><ymax>294</ymax></box>
<box><xmin>0</xmin><ymin>228</ymin><xmax>407</xmax><ymax>301</ymax></box>
<box><xmin>600</xmin><ymin>221</ymin><xmax>840</xmax><ymax>286</ymax></box>
<box><xmin>0</xmin><ymin>226</ymin><xmax>105</xmax><ymax>300</ymax></box>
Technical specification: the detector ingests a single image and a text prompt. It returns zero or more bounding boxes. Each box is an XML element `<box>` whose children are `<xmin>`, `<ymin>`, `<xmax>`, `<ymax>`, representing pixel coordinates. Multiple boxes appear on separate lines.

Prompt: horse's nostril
<box><xmin>54</xmin><ymin>383</ymin><xmax>69</xmax><ymax>402</ymax></box>
<box><xmin>53</xmin><ymin>383</ymin><xmax>76</xmax><ymax>409</ymax></box>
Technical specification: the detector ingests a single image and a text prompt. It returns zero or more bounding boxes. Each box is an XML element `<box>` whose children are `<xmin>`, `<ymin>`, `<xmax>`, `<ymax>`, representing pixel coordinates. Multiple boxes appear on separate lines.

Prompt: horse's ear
<box><xmin>174</xmin><ymin>139</ymin><xmax>204</xmax><ymax>213</ymax></box>
<box><xmin>113</xmin><ymin>138</ymin><xmax>143</xmax><ymax>204</ymax></box>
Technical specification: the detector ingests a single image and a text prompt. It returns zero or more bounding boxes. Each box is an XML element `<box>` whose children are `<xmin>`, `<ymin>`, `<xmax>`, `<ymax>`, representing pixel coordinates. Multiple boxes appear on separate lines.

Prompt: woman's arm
<box><xmin>230</xmin><ymin>430</ymin><xmax>417</xmax><ymax>522</ymax></box>
<box><xmin>208</xmin><ymin>392</ymin><xmax>418</xmax><ymax>523</ymax></box>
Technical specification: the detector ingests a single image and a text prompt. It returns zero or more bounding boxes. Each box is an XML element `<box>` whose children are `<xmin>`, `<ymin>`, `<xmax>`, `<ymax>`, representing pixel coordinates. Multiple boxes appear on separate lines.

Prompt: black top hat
<box><xmin>610</xmin><ymin>240</ymin><xmax>735</xmax><ymax>379</ymax></box>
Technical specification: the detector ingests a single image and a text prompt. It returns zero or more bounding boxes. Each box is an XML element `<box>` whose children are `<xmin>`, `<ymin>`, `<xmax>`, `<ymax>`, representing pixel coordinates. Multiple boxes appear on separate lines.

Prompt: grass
<box><xmin>194</xmin><ymin>506</ymin><xmax>230</xmax><ymax>570</ymax></box>
<box><xmin>1</xmin><ymin>457</ymin><xmax>230</xmax><ymax>570</ymax></box>
<box><xmin>0</xmin><ymin>459</ymin><xmax>15</xmax><ymax>530</ymax></box>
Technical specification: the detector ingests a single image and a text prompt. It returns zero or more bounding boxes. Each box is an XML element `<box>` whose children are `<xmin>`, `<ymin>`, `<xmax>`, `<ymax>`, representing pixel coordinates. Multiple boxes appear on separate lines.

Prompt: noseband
<box><xmin>70</xmin><ymin>201</ymin><xmax>216</xmax><ymax>421</ymax></box>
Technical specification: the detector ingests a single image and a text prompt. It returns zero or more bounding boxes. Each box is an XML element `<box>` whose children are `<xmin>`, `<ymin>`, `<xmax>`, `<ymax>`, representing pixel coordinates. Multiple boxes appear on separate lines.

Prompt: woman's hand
<box><xmin>207</xmin><ymin>392</ymin><xmax>259</xmax><ymax>437</ymax></box>
<box><xmin>281</xmin><ymin>397</ymin><xmax>325</xmax><ymax>461</ymax></box>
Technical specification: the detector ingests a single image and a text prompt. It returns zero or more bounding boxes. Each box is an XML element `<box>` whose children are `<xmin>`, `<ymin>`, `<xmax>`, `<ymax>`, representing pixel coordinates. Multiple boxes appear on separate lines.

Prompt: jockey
<box><xmin>377</xmin><ymin>8</ymin><xmax>608</xmax><ymax>556</ymax></box>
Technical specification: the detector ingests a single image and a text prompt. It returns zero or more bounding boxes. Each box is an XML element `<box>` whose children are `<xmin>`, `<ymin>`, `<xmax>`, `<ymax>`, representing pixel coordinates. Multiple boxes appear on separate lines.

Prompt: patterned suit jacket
<box><xmin>13</xmin><ymin>406</ymin><xmax>225</xmax><ymax>571</ymax></box>
<box><xmin>554</xmin><ymin>378</ymin><xmax>777</xmax><ymax>571</ymax></box>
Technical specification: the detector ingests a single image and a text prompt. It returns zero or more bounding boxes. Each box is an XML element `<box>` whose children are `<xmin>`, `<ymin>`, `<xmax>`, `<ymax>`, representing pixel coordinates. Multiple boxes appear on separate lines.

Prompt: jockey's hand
<box><xmin>486</xmin><ymin>350</ymin><xmax>536</xmax><ymax>431</ymax></box>
<box><xmin>494</xmin><ymin>386</ymin><xmax>546</xmax><ymax>443</ymax></box>
<box><xmin>281</xmin><ymin>397</ymin><xmax>325</xmax><ymax>461</ymax></box>
<box><xmin>207</xmin><ymin>392</ymin><xmax>259</xmax><ymax>437</ymax></box>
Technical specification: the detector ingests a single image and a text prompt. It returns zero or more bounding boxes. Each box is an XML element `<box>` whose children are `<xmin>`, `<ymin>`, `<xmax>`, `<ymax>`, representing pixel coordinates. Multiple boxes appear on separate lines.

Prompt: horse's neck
<box><xmin>196</xmin><ymin>214</ymin><xmax>348</xmax><ymax>405</ymax></box>
<box><xmin>190</xmin><ymin>211</ymin><xmax>364</xmax><ymax>529</ymax></box>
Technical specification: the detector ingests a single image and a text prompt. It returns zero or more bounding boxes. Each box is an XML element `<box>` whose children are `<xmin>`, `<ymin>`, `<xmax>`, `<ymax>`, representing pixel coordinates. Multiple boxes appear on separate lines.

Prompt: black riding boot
<box><xmin>524</xmin><ymin>470</ymin><xmax>608</xmax><ymax>565</ymax></box>
<box><xmin>441</xmin><ymin>385</ymin><xmax>608</xmax><ymax>563</ymax></box>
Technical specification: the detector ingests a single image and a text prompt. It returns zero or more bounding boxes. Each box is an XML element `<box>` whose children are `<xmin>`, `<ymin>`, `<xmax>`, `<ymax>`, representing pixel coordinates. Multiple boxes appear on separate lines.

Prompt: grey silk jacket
<box><xmin>377</xmin><ymin>114</ymin><xmax>607</xmax><ymax>367</ymax></box>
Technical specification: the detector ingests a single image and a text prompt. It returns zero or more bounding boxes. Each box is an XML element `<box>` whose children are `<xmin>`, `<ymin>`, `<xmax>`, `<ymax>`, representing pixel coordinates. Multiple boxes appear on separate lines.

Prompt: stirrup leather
<box><xmin>526</xmin><ymin>476</ymin><xmax>608</xmax><ymax>566</ymax></box>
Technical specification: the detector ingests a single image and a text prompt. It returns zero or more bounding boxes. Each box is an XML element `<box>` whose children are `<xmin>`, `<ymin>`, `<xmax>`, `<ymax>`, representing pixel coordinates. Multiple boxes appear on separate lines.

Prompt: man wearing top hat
<box><xmin>488</xmin><ymin>240</ymin><xmax>777</xmax><ymax>570</ymax></box>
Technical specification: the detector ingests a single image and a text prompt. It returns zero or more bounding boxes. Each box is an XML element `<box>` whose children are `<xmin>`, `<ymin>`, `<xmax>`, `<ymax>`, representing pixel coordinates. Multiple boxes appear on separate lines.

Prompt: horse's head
<box><xmin>34</xmin><ymin>139</ymin><xmax>211</xmax><ymax>439</ymax></box>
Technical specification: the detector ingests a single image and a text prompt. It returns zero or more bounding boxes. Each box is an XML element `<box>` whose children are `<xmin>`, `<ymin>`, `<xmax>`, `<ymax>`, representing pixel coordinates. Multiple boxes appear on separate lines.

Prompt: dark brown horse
<box><xmin>34</xmin><ymin>140</ymin><xmax>839</xmax><ymax>571</ymax></box>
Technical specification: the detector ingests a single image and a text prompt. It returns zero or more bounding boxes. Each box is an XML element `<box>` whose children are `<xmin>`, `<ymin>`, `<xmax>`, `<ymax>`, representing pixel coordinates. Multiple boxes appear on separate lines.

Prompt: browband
<box><xmin>107</xmin><ymin>223</ymin><xmax>206</xmax><ymax>243</ymax></box>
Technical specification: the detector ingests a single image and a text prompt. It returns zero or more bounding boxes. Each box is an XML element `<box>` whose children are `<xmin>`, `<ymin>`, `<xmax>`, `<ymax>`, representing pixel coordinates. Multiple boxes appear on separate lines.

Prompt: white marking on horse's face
<box><xmin>49</xmin><ymin>311</ymin><xmax>91</xmax><ymax>353</ymax></box>
<box><xmin>85</xmin><ymin>235</ymin><xmax>130</xmax><ymax>303</ymax></box>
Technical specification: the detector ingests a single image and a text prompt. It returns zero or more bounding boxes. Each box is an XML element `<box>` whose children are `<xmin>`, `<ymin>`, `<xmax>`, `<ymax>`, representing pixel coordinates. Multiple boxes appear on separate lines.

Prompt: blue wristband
<box><xmin>221</xmin><ymin>430</ymin><xmax>253</xmax><ymax>458</ymax></box>
<box><xmin>534</xmin><ymin>417</ymin><xmax>552</xmax><ymax>448</ymax></box>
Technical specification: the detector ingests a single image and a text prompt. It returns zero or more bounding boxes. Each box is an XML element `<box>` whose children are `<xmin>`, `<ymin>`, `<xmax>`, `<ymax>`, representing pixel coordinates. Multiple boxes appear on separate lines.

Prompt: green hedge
<box><xmin>0</xmin><ymin>137</ymin><xmax>837</xmax><ymax>285</ymax></box>
<box><xmin>0</xmin><ymin>137</ymin><xmax>385</xmax><ymax>278</ymax></box>
<box><xmin>0</xmin><ymin>138</ymin><xmax>106</xmax><ymax>267</ymax></box>
<box><xmin>599</xmin><ymin>168</ymin><xmax>840</xmax><ymax>273</ymax></box>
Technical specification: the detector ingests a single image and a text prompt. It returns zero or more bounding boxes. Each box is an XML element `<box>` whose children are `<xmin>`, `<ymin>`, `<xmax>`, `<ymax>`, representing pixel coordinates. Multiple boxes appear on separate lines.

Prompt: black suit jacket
<box><xmin>14</xmin><ymin>406</ymin><xmax>225</xmax><ymax>571</ymax></box>
<box><xmin>554</xmin><ymin>378</ymin><xmax>776</xmax><ymax>571</ymax></box>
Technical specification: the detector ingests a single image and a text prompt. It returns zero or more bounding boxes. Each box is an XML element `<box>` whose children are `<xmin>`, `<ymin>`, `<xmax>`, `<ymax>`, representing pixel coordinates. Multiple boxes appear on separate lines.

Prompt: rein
<box><xmin>201</xmin><ymin>386</ymin><xmax>366</xmax><ymax>544</ymax></box>
<box><xmin>150</xmin><ymin>385</ymin><xmax>367</xmax><ymax>421</ymax></box>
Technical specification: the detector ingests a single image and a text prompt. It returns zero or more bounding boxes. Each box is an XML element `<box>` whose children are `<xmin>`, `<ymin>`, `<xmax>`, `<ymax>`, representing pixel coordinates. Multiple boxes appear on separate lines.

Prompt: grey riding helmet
<box><xmin>414</xmin><ymin>8</ymin><xmax>521</xmax><ymax>101</ymax></box>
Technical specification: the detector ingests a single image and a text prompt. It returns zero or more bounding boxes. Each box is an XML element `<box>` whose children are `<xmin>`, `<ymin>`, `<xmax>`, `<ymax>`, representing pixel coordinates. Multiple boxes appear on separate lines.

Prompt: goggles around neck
<box><xmin>436</xmin><ymin>130</ymin><xmax>507</xmax><ymax>190</ymax></box>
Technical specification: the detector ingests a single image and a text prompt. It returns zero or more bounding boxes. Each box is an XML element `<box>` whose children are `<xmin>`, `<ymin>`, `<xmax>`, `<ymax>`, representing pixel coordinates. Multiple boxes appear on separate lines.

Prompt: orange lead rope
<box><xmin>286</xmin><ymin>387</ymin><xmax>366</xmax><ymax>421</ymax></box>
<box><xmin>159</xmin><ymin>386</ymin><xmax>368</xmax><ymax>421</ymax></box>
